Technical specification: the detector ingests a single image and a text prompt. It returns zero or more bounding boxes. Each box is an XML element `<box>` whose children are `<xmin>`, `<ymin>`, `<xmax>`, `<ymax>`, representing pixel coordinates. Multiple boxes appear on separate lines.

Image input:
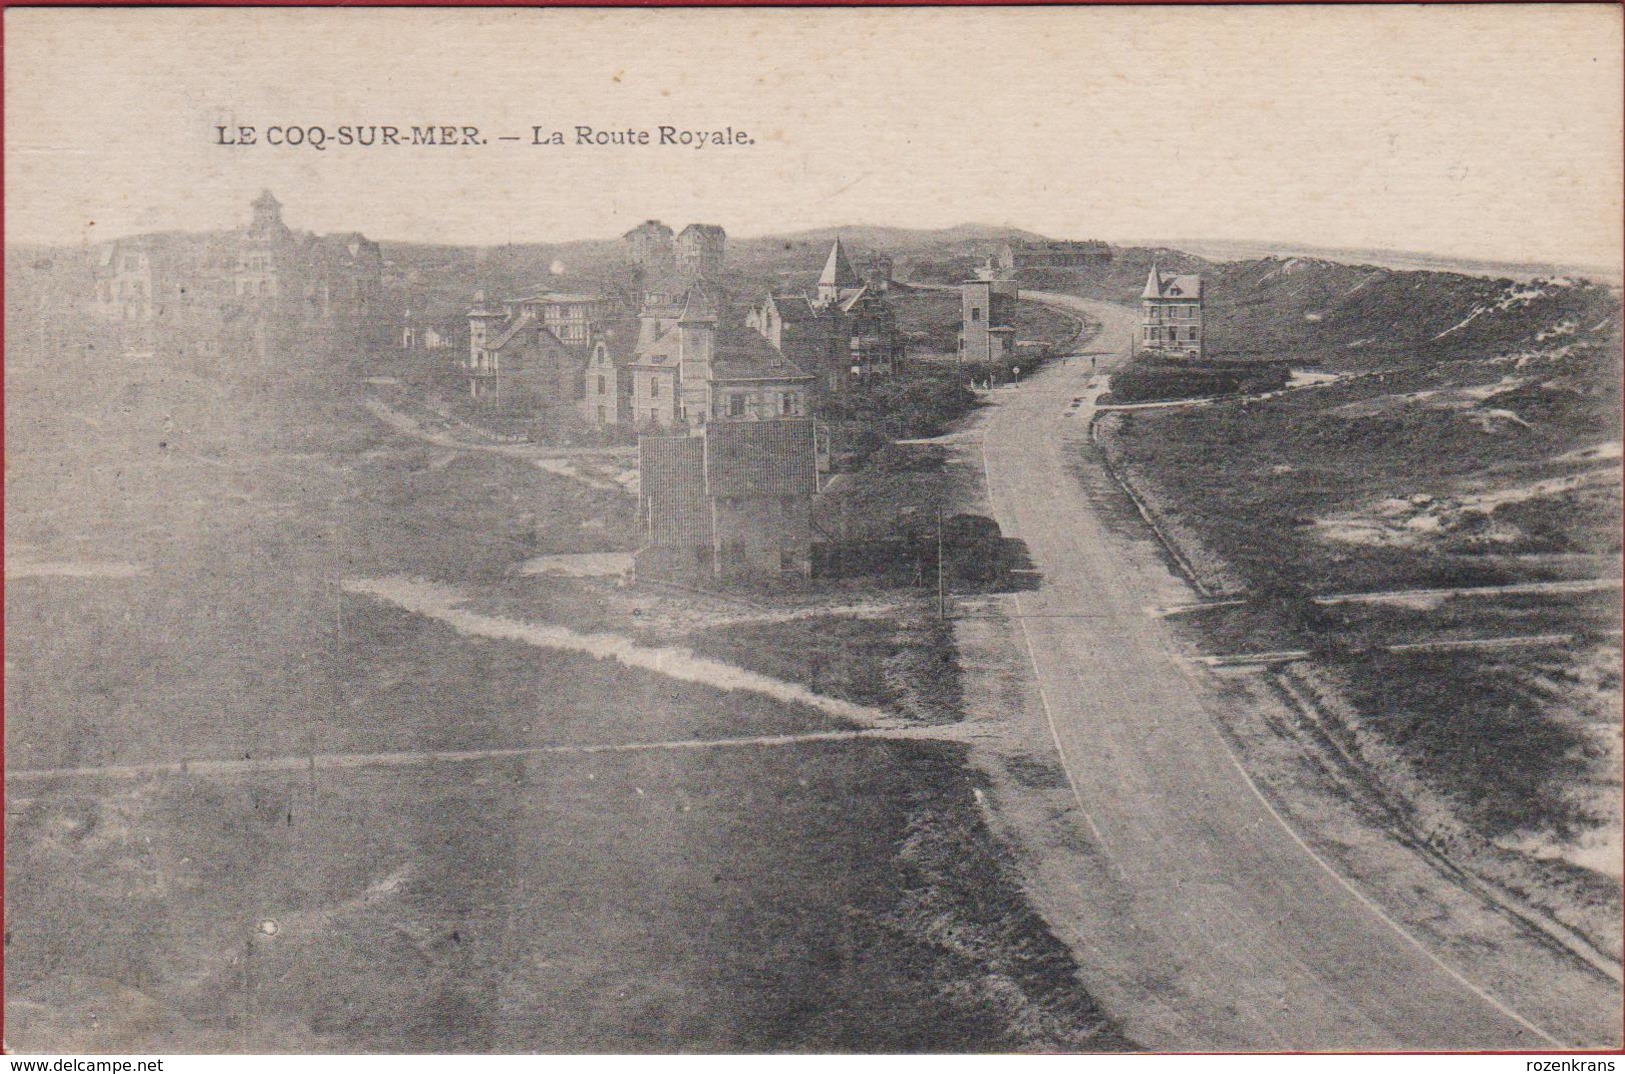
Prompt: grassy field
<box><xmin>5</xmin><ymin>319</ymin><xmax>1128</xmax><ymax>1052</ymax></box>
<box><xmin>9</xmin><ymin>696</ymin><xmax>1127</xmax><ymax>1052</ymax></box>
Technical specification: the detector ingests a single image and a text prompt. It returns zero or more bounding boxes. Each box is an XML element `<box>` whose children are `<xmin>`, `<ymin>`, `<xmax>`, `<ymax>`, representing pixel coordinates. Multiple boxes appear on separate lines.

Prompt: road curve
<box><xmin>979</xmin><ymin>291</ymin><xmax>1564</xmax><ymax>1050</ymax></box>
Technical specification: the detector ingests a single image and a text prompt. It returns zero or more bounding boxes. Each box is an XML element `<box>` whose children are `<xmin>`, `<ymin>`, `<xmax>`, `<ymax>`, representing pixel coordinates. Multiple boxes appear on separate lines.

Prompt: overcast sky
<box><xmin>6</xmin><ymin>6</ymin><xmax>1621</xmax><ymax>269</ymax></box>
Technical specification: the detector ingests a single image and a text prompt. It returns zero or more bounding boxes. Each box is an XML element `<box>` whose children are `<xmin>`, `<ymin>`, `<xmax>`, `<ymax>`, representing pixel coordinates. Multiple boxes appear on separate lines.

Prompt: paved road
<box><xmin>980</xmin><ymin>291</ymin><xmax>1566</xmax><ymax>1050</ymax></box>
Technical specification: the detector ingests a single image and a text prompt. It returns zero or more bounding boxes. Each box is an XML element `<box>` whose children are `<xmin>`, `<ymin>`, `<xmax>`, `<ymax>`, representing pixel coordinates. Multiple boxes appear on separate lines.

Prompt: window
<box><xmin>597</xmin><ymin>405</ymin><xmax>607</xmax><ymax>423</ymax></box>
<box><xmin>729</xmin><ymin>395</ymin><xmax>746</xmax><ymax>418</ymax></box>
<box><xmin>971</xmin><ymin>307</ymin><xmax>981</xmax><ymax>322</ymax></box>
<box><xmin>597</xmin><ymin>375</ymin><xmax>607</xmax><ymax>394</ymax></box>
<box><xmin>782</xmin><ymin>393</ymin><xmax>794</xmax><ymax>415</ymax></box>
<box><xmin>650</xmin><ymin>377</ymin><xmax>660</xmax><ymax>398</ymax></box>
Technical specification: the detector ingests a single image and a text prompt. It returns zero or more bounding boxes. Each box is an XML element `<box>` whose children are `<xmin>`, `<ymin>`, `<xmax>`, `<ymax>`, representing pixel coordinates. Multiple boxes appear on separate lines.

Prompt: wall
<box><xmin>712</xmin><ymin>494</ymin><xmax>812</xmax><ymax>578</ymax></box>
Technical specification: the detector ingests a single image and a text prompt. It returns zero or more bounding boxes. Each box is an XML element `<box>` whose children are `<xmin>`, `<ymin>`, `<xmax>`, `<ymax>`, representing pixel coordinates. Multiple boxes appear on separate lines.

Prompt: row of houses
<box><xmin>458</xmin><ymin>228</ymin><xmax>905</xmax><ymax>431</ymax></box>
<box><xmin>995</xmin><ymin>238</ymin><xmax>1112</xmax><ymax>271</ymax></box>
<box><xmin>455</xmin><ymin>224</ymin><xmax>908</xmax><ymax>581</ymax></box>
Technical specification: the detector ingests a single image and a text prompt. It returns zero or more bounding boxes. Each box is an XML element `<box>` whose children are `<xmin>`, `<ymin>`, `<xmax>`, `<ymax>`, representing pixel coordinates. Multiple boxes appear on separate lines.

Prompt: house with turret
<box><xmin>747</xmin><ymin>238</ymin><xmax>905</xmax><ymax>395</ymax></box>
<box><xmin>632</xmin><ymin>285</ymin><xmax>818</xmax><ymax>581</ymax></box>
<box><xmin>1139</xmin><ymin>265</ymin><xmax>1204</xmax><ymax>359</ymax></box>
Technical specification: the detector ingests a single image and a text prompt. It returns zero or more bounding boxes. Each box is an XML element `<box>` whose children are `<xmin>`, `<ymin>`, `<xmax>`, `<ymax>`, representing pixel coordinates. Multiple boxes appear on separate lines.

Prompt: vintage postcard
<box><xmin>4</xmin><ymin>4</ymin><xmax>1622</xmax><ymax>1056</ymax></box>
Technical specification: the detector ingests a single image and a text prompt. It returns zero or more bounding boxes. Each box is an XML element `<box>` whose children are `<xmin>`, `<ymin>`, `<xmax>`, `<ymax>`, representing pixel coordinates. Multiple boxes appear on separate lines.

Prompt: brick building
<box><xmin>627</xmin><ymin>276</ymin><xmax>820</xmax><ymax>582</ymax></box>
<box><xmin>637</xmin><ymin>418</ymin><xmax>818</xmax><ymax>580</ymax></box>
<box><xmin>625</xmin><ymin>287</ymin><xmax>812</xmax><ymax>430</ymax></box>
<box><xmin>623</xmin><ymin>219</ymin><xmax>676</xmax><ymax>276</ymax></box>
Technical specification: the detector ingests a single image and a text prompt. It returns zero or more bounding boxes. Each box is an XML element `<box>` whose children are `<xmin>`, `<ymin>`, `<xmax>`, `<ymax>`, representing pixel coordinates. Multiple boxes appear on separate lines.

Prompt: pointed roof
<box><xmin>1142</xmin><ymin>265</ymin><xmax>1202</xmax><ymax>300</ymax></box>
<box><xmin>678</xmin><ymin>286</ymin><xmax>719</xmax><ymax>324</ymax></box>
<box><xmin>253</xmin><ymin>189</ymin><xmax>283</xmax><ymax>212</ymax></box>
<box><xmin>818</xmin><ymin>239</ymin><xmax>862</xmax><ymax>291</ymax></box>
<box><xmin>486</xmin><ymin>311</ymin><xmax>539</xmax><ymax>352</ymax></box>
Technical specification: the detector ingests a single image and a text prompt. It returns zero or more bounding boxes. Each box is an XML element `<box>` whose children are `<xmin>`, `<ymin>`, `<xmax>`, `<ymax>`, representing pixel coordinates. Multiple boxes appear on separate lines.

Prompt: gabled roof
<box><xmin>766</xmin><ymin>292</ymin><xmax>820</xmax><ymax>323</ymax></box>
<box><xmin>711</xmin><ymin>328</ymin><xmax>811</xmax><ymax>382</ymax></box>
<box><xmin>679</xmin><ymin>223</ymin><xmax>727</xmax><ymax>240</ymax></box>
<box><xmin>486</xmin><ymin>311</ymin><xmax>539</xmax><ymax>352</ymax></box>
<box><xmin>705</xmin><ymin>419</ymin><xmax>817</xmax><ymax>499</ymax></box>
<box><xmin>818</xmin><ymin>239</ymin><xmax>863</xmax><ymax>291</ymax></box>
<box><xmin>640</xmin><ymin>433</ymin><xmax>709</xmax><ymax>547</ymax></box>
<box><xmin>630</xmin><ymin>323</ymin><xmax>683</xmax><ymax>367</ymax></box>
<box><xmin>1143</xmin><ymin>266</ymin><xmax>1203</xmax><ymax>300</ymax></box>
<box><xmin>591</xmin><ymin>313</ymin><xmax>642</xmax><ymax>364</ymax></box>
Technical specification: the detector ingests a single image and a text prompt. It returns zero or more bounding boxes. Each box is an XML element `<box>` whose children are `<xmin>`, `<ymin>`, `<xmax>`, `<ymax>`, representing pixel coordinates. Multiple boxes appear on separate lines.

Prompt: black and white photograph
<box><xmin>4</xmin><ymin>4</ymin><xmax>1622</xmax><ymax>1056</ymax></box>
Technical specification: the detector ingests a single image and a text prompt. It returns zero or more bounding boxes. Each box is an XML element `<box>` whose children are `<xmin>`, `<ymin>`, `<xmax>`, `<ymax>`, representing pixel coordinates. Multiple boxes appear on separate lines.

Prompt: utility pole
<box><xmin>936</xmin><ymin>507</ymin><xmax>946</xmax><ymax>620</ymax></box>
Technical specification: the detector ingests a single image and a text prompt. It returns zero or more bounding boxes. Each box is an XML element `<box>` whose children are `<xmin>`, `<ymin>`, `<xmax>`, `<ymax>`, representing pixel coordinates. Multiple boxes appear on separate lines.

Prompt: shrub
<box><xmin>1108</xmin><ymin>359</ymin><xmax>1290</xmax><ymax>404</ymax></box>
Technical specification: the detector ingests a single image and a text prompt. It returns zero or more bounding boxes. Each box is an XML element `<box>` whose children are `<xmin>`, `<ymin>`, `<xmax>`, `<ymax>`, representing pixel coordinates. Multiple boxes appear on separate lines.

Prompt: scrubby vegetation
<box><xmin>1103</xmin><ymin>358</ymin><xmax>1290</xmax><ymax>404</ymax></box>
<box><xmin>686</xmin><ymin>612</ymin><xmax>964</xmax><ymax>723</ymax></box>
<box><xmin>1332</xmin><ymin>649</ymin><xmax>1612</xmax><ymax>839</ymax></box>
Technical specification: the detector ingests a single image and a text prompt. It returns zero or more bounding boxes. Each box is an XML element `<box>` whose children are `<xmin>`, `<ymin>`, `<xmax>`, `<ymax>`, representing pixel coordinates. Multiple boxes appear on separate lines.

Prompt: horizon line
<box><xmin>7</xmin><ymin>223</ymin><xmax>1618</xmax><ymax>283</ymax></box>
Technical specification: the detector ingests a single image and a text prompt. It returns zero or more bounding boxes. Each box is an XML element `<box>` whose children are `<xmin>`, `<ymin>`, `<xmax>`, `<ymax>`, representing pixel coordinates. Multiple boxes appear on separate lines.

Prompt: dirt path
<box><xmin>363</xmin><ymin>398</ymin><xmax>637</xmax><ymax>494</ymax></box>
<box><xmin>342</xmin><ymin>576</ymin><xmax>914</xmax><ymax>731</ymax></box>
<box><xmin>965</xmin><ymin>291</ymin><xmax>1607</xmax><ymax>1049</ymax></box>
